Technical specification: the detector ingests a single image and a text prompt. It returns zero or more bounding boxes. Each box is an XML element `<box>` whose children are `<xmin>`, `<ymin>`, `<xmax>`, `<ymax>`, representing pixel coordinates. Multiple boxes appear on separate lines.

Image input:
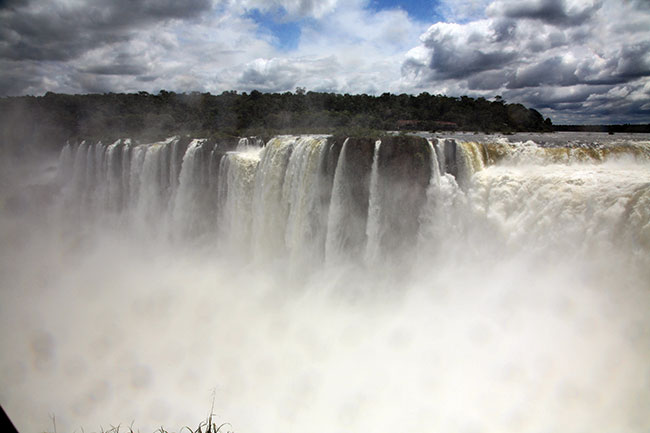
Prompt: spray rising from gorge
<box><xmin>1</xmin><ymin>133</ymin><xmax>649</xmax><ymax>432</ymax></box>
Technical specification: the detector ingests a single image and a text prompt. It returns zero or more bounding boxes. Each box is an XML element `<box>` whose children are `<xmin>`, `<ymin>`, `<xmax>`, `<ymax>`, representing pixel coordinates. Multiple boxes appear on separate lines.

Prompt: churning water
<box><xmin>1</xmin><ymin>132</ymin><xmax>649</xmax><ymax>432</ymax></box>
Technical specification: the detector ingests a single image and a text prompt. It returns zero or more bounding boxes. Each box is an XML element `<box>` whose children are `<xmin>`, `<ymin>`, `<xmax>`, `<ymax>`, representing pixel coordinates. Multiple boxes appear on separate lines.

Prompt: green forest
<box><xmin>0</xmin><ymin>90</ymin><xmax>554</xmax><ymax>153</ymax></box>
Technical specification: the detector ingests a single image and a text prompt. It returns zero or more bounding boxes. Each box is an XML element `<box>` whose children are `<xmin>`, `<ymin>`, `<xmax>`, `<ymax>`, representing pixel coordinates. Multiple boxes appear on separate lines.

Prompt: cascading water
<box><xmin>173</xmin><ymin>139</ymin><xmax>210</xmax><ymax>237</ymax></box>
<box><xmin>1</xmin><ymin>132</ymin><xmax>650</xmax><ymax>433</ymax></box>
<box><xmin>217</xmin><ymin>148</ymin><xmax>261</xmax><ymax>255</ymax></box>
<box><xmin>364</xmin><ymin>140</ymin><xmax>382</xmax><ymax>264</ymax></box>
<box><xmin>250</xmin><ymin>136</ymin><xmax>297</xmax><ymax>260</ymax></box>
<box><xmin>325</xmin><ymin>137</ymin><xmax>351</xmax><ymax>263</ymax></box>
<box><xmin>282</xmin><ymin>136</ymin><xmax>331</xmax><ymax>269</ymax></box>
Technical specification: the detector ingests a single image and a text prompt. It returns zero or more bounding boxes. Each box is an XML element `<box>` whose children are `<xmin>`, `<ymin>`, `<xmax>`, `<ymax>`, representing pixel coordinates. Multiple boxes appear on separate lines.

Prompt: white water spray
<box><xmin>1</xmin><ymin>133</ymin><xmax>650</xmax><ymax>433</ymax></box>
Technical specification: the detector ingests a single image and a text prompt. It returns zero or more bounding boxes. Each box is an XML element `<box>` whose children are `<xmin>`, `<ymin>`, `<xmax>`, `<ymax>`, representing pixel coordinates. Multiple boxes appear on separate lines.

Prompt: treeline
<box><xmin>0</xmin><ymin>90</ymin><xmax>553</xmax><ymax>153</ymax></box>
<box><xmin>554</xmin><ymin>124</ymin><xmax>650</xmax><ymax>133</ymax></box>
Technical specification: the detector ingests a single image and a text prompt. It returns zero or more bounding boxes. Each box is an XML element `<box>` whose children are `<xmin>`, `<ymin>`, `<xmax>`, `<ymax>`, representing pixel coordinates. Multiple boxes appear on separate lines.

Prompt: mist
<box><xmin>1</xmin><ymin>133</ymin><xmax>649</xmax><ymax>433</ymax></box>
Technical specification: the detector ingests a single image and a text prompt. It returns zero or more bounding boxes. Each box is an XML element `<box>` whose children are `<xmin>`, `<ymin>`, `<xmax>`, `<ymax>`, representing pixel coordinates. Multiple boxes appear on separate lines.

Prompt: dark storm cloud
<box><xmin>0</xmin><ymin>0</ymin><xmax>215</xmax><ymax>95</ymax></box>
<box><xmin>0</xmin><ymin>15</ymin><xmax>130</xmax><ymax>61</ymax></box>
<box><xmin>490</xmin><ymin>18</ymin><xmax>517</xmax><ymax>42</ymax></box>
<box><xmin>0</xmin><ymin>59</ymin><xmax>43</xmax><ymax>95</ymax></box>
<box><xmin>504</xmin><ymin>81</ymin><xmax>650</xmax><ymax>123</ymax></box>
<box><xmin>412</xmin><ymin>23</ymin><xmax>518</xmax><ymax>80</ymax></box>
<box><xmin>83</xmin><ymin>64</ymin><xmax>149</xmax><ymax>76</ymax></box>
<box><xmin>582</xmin><ymin>85</ymin><xmax>650</xmax><ymax>121</ymax></box>
<box><xmin>466</xmin><ymin>70</ymin><xmax>511</xmax><ymax>90</ymax></box>
<box><xmin>507</xmin><ymin>57</ymin><xmax>579</xmax><ymax>88</ymax></box>
<box><xmin>81</xmin><ymin>53</ymin><xmax>149</xmax><ymax>76</ymax></box>
<box><xmin>613</xmin><ymin>42</ymin><xmax>650</xmax><ymax>79</ymax></box>
<box><xmin>508</xmin><ymin>84</ymin><xmax>613</xmax><ymax>106</ymax></box>
<box><xmin>137</xmin><ymin>75</ymin><xmax>158</xmax><ymax>82</ymax></box>
<box><xmin>0</xmin><ymin>0</ymin><xmax>212</xmax><ymax>62</ymax></box>
<box><xmin>73</xmin><ymin>72</ymin><xmax>117</xmax><ymax>94</ymax></box>
<box><xmin>490</xmin><ymin>0</ymin><xmax>602</xmax><ymax>27</ymax></box>
<box><xmin>513</xmin><ymin>80</ymin><xmax>650</xmax><ymax>124</ymax></box>
<box><xmin>0</xmin><ymin>0</ymin><xmax>23</xmax><ymax>9</ymax></box>
<box><xmin>426</xmin><ymin>45</ymin><xmax>517</xmax><ymax>80</ymax></box>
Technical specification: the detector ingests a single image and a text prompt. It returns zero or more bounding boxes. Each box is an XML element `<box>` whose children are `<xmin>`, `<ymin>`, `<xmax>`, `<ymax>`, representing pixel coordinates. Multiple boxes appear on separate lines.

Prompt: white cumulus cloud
<box><xmin>402</xmin><ymin>0</ymin><xmax>650</xmax><ymax>123</ymax></box>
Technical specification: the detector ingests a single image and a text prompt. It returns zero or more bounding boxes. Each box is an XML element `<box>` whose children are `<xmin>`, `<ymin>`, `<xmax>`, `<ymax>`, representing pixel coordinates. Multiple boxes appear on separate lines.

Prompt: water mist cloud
<box><xmin>1</xmin><ymin>133</ymin><xmax>650</xmax><ymax>433</ymax></box>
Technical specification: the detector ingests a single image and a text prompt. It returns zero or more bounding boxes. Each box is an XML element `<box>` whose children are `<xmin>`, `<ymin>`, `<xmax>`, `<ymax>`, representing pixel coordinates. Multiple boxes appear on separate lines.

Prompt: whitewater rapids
<box><xmin>0</xmin><ymin>133</ymin><xmax>649</xmax><ymax>433</ymax></box>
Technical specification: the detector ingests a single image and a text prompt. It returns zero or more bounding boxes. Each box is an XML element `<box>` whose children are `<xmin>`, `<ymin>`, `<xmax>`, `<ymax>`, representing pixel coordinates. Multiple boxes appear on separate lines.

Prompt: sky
<box><xmin>0</xmin><ymin>0</ymin><xmax>649</xmax><ymax>124</ymax></box>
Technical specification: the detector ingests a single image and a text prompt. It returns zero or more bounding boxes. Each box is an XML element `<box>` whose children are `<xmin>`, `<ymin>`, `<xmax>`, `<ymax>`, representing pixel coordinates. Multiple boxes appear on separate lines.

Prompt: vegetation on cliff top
<box><xmin>0</xmin><ymin>90</ymin><xmax>552</xmax><ymax>153</ymax></box>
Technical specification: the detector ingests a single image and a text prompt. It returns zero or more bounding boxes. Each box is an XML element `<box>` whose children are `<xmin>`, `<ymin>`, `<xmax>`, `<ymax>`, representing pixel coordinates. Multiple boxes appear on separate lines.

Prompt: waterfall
<box><xmin>169</xmin><ymin>136</ymin><xmax>184</xmax><ymax>195</ymax></box>
<box><xmin>324</xmin><ymin>138</ymin><xmax>350</xmax><ymax>264</ymax></box>
<box><xmin>467</xmin><ymin>163</ymin><xmax>650</xmax><ymax>256</ymax></box>
<box><xmin>70</xmin><ymin>141</ymin><xmax>89</xmax><ymax>214</ymax></box>
<box><xmin>427</xmin><ymin>138</ymin><xmax>441</xmax><ymax>185</ymax></box>
<box><xmin>134</xmin><ymin>143</ymin><xmax>166</xmax><ymax>228</ymax></box>
<box><xmin>57</xmin><ymin>142</ymin><xmax>74</xmax><ymax>186</ymax></box>
<box><xmin>5</xmin><ymin>132</ymin><xmax>650</xmax><ymax>433</ymax></box>
<box><xmin>237</xmin><ymin>136</ymin><xmax>264</xmax><ymax>151</ymax></box>
<box><xmin>217</xmin><ymin>149</ymin><xmax>261</xmax><ymax>255</ymax></box>
<box><xmin>105</xmin><ymin>139</ymin><xmax>123</xmax><ymax>212</ymax></box>
<box><xmin>417</xmin><ymin>138</ymin><xmax>464</xmax><ymax>250</ymax></box>
<box><xmin>434</xmin><ymin>138</ymin><xmax>446</xmax><ymax>175</ymax></box>
<box><xmin>250</xmin><ymin>136</ymin><xmax>296</xmax><ymax>260</ymax></box>
<box><xmin>282</xmin><ymin>136</ymin><xmax>330</xmax><ymax>267</ymax></box>
<box><xmin>417</xmin><ymin>139</ymin><xmax>441</xmax><ymax>241</ymax></box>
<box><xmin>451</xmin><ymin>141</ymin><xmax>486</xmax><ymax>189</ymax></box>
<box><xmin>128</xmin><ymin>144</ymin><xmax>147</xmax><ymax>215</ymax></box>
<box><xmin>84</xmin><ymin>141</ymin><xmax>98</xmax><ymax>210</ymax></box>
<box><xmin>172</xmin><ymin>139</ymin><xmax>209</xmax><ymax>237</ymax></box>
<box><xmin>121</xmin><ymin>139</ymin><xmax>132</xmax><ymax>211</ymax></box>
<box><xmin>50</xmin><ymin>134</ymin><xmax>650</xmax><ymax>265</ymax></box>
<box><xmin>91</xmin><ymin>141</ymin><xmax>108</xmax><ymax>214</ymax></box>
<box><xmin>364</xmin><ymin>139</ymin><xmax>382</xmax><ymax>264</ymax></box>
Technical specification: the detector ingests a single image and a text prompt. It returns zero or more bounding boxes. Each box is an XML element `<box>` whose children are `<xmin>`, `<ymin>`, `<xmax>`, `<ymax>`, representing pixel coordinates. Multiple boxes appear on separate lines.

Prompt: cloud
<box><xmin>238</xmin><ymin>2</ymin><xmax>425</xmax><ymax>94</ymax></box>
<box><xmin>0</xmin><ymin>0</ymin><xmax>648</xmax><ymax>123</ymax></box>
<box><xmin>0</xmin><ymin>59</ymin><xmax>43</xmax><ymax>95</ymax></box>
<box><xmin>436</xmin><ymin>0</ymin><xmax>493</xmax><ymax>22</ymax></box>
<box><xmin>507</xmin><ymin>56</ymin><xmax>579</xmax><ymax>88</ymax></box>
<box><xmin>237</xmin><ymin>58</ymin><xmax>300</xmax><ymax>91</ymax></box>
<box><xmin>238</xmin><ymin>0</ymin><xmax>342</xmax><ymax>19</ymax></box>
<box><xmin>81</xmin><ymin>51</ymin><xmax>150</xmax><ymax>76</ymax></box>
<box><xmin>0</xmin><ymin>0</ymin><xmax>280</xmax><ymax>95</ymax></box>
<box><xmin>0</xmin><ymin>0</ymin><xmax>212</xmax><ymax>61</ymax></box>
<box><xmin>411</xmin><ymin>21</ymin><xmax>518</xmax><ymax>80</ymax></box>
<box><xmin>0</xmin><ymin>0</ymin><xmax>421</xmax><ymax>96</ymax></box>
<box><xmin>487</xmin><ymin>0</ymin><xmax>602</xmax><ymax>27</ymax></box>
<box><xmin>403</xmin><ymin>0</ymin><xmax>650</xmax><ymax>123</ymax></box>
